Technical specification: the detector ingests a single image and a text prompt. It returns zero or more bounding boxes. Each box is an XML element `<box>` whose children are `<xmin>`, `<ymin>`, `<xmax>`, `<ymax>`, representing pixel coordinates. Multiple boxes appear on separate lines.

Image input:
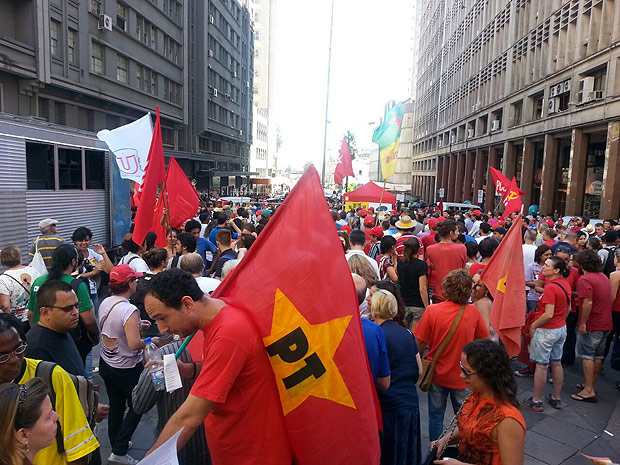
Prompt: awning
<box><xmin>251</xmin><ymin>178</ymin><xmax>271</xmax><ymax>185</ymax></box>
<box><xmin>213</xmin><ymin>171</ymin><xmax>259</xmax><ymax>177</ymax></box>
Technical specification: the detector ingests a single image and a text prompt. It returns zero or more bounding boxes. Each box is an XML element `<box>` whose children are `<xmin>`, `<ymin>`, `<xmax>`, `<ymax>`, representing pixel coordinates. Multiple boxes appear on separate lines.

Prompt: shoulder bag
<box><xmin>417</xmin><ymin>304</ymin><xmax>466</xmax><ymax>392</ymax></box>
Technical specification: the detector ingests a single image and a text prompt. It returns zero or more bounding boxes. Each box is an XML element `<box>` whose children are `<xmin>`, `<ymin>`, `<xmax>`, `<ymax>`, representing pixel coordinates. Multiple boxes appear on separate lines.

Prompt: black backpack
<box><xmin>35</xmin><ymin>361</ymin><xmax>99</xmax><ymax>454</ymax></box>
<box><xmin>602</xmin><ymin>246</ymin><xmax>617</xmax><ymax>277</ymax></box>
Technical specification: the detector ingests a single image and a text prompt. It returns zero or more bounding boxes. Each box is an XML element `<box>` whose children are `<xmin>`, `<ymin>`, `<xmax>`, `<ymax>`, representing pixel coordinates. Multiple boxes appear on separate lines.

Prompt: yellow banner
<box><xmin>345</xmin><ymin>201</ymin><xmax>369</xmax><ymax>212</ymax></box>
<box><xmin>380</xmin><ymin>139</ymin><xmax>399</xmax><ymax>179</ymax></box>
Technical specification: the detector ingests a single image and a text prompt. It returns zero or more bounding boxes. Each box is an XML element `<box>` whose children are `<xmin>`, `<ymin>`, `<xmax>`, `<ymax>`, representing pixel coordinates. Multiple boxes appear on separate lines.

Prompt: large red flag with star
<box><xmin>502</xmin><ymin>177</ymin><xmax>523</xmax><ymax>217</ymax></box>
<box><xmin>479</xmin><ymin>214</ymin><xmax>526</xmax><ymax>357</ymax></box>
<box><xmin>211</xmin><ymin>165</ymin><xmax>381</xmax><ymax>465</ymax></box>
<box><xmin>334</xmin><ymin>137</ymin><xmax>354</xmax><ymax>185</ymax></box>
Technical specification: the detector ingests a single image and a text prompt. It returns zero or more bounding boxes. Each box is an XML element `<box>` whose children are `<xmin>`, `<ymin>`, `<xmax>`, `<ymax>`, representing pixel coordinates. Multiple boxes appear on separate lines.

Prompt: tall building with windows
<box><xmin>410</xmin><ymin>0</ymin><xmax>620</xmax><ymax>219</ymax></box>
<box><xmin>0</xmin><ymin>0</ymin><xmax>254</xmax><ymax>194</ymax></box>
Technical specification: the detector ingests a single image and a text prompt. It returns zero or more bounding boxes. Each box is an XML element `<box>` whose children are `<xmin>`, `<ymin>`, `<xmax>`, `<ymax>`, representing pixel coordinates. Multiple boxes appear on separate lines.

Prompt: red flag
<box><xmin>479</xmin><ymin>214</ymin><xmax>526</xmax><ymax>357</ymax></box>
<box><xmin>334</xmin><ymin>137</ymin><xmax>355</xmax><ymax>185</ymax></box>
<box><xmin>212</xmin><ymin>166</ymin><xmax>380</xmax><ymax>465</ymax></box>
<box><xmin>490</xmin><ymin>167</ymin><xmax>525</xmax><ymax>198</ymax></box>
<box><xmin>132</xmin><ymin>107</ymin><xmax>166</xmax><ymax>246</ymax></box>
<box><xmin>502</xmin><ymin>177</ymin><xmax>523</xmax><ymax>216</ymax></box>
<box><xmin>164</xmin><ymin>157</ymin><xmax>199</xmax><ymax>229</ymax></box>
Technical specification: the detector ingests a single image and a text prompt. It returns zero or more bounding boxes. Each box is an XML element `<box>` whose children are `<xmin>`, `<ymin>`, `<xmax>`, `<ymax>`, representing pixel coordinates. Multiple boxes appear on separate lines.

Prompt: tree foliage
<box><xmin>344</xmin><ymin>130</ymin><xmax>358</xmax><ymax>160</ymax></box>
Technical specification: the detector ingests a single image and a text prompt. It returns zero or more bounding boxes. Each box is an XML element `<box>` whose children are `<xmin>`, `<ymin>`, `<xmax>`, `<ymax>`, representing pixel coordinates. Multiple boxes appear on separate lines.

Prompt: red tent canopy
<box><xmin>343</xmin><ymin>182</ymin><xmax>396</xmax><ymax>205</ymax></box>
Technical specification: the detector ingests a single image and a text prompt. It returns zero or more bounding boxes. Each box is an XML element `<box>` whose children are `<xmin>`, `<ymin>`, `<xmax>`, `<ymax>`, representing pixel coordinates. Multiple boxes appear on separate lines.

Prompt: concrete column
<box><xmin>565</xmin><ymin>128</ymin><xmax>588</xmax><ymax>216</ymax></box>
<box><xmin>601</xmin><ymin>122</ymin><xmax>620</xmax><ymax>218</ymax></box>
<box><xmin>539</xmin><ymin>134</ymin><xmax>558</xmax><ymax>215</ymax></box>
<box><xmin>463</xmin><ymin>150</ymin><xmax>474</xmax><ymax>202</ymax></box>
<box><xmin>520</xmin><ymin>138</ymin><xmax>535</xmax><ymax>210</ymax></box>
<box><xmin>454</xmin><ymin>152</ymin><xmax>465</xmax><ymax>202</ymax></box>
<box><xmin>447</xmin><ymin>154</ymin><xmax>457</xmax><ymax>202</ymax></box>
<box><xmin>426</xmin><ymin>177</ymin><xmax>432</xmax><ymax>203</ymax></box>
<box><xmin>442</xmin><ymin>156</ymin><xmax>450</xmax><ymax>197</ymax></box>
<box><xmin>486</xmin><ymin>146</ymin><xmax>499</xmax><ymax>213</ymax></box>
<box><xmin>473</xmin><ymin>149</ymin><xmax>486</xmax><ymax>208</ymax></box>
<box><xmin>502</xmin><ymin>141</ymin><xmax>517</xmax><ymax>179</ymax></box>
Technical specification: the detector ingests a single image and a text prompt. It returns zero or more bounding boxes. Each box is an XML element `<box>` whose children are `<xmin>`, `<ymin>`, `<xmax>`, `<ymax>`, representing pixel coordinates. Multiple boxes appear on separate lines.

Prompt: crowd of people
<box><xmin>0</xmin><ymin>198</ymin><xmax>619</xmax><ymax>465</ymax></box>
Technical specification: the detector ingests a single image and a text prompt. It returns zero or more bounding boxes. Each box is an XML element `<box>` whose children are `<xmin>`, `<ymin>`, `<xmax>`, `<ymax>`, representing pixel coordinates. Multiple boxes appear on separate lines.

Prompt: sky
<box><xmin>269</xmin><ymin>0</ymin><xmax>415</xmax><ymax>171</ymax></box>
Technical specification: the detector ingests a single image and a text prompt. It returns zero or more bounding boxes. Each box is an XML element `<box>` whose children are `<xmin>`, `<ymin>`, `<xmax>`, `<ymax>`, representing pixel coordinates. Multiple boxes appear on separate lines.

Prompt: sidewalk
<box><xmin>94</xmin><ymin>360</ymin><xmax>620</xmax><ymax>464</ymax></box>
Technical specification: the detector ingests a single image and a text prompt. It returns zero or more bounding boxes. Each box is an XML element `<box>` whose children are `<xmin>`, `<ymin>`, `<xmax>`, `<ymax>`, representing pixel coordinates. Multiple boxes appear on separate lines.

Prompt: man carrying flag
<box><xmin>143</xmin><ymin>166</ymin><xmax>381</xmax><ymax>465</ymax></box>
<box><xmin>372</xmin><ymin>103</ymin><xmax>403</xmax><ymax>179</ymax></box>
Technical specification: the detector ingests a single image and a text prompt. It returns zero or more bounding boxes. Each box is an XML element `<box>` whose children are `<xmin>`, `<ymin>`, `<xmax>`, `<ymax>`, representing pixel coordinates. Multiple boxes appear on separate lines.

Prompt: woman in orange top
<box><xmin>431</xmin><ymin>340</ymin><xmax>525</xmax><ymax>465</ymax></box>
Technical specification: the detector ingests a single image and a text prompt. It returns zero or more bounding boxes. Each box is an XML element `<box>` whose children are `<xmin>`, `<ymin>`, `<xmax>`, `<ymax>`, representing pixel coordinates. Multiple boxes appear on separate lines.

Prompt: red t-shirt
<box><xmin>426</xmin><ymin>243</ymin><xmax>467</xmax><ymax>300</ymax></box>
<box><xmin>395</xmin><ymin>234</ymin><xmax>424</xmax><ymax>260</ymax></box>
<box><xmin>534</xmin><ymin>277</ymin><xmax>571</xmax><ymax>329</ymax></box>
<box><xmin>577</xmin><ymin>273</ymin><xmax>613</xmax><ymax>332</ymax></box>
<box><xmin>540</xmin><ymin>267</ymin><xmax>580</xmax><ymax>313</ymax></box>
<box><xmin>190</xmin><ymin>306</ymin><xmax>292</xmax><ymax>465</ymax></box>
<box><xmin>469</xmin><ymin>263</ymin><xmax>486</xmax><ymax>277</ymax></box>
<box><xmin>421</xmin><ymin>232</ymin><xmax>437</xmax><ymax>252</ymax></box>
<box><xmin>413</xmin><ymin>301</ymin><xmax>489</xmax><ymax>389</ymax></box>
<box><xmin>542</xmin><ymin>240</ymin><xmax>555</xmax><ymax>247</ymax></box>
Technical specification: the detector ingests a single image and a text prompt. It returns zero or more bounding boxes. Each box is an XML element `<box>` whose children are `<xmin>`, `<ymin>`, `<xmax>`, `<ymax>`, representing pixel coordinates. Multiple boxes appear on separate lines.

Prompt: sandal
<box><xmin>524</xmin><ymin>396</ymin><xmax>544</xmax><ymax>412</ymax></box>
<box><xmin>570</xmin><ymin>393</ymin><xmax>598</xmax><ymax>403</ymax></box>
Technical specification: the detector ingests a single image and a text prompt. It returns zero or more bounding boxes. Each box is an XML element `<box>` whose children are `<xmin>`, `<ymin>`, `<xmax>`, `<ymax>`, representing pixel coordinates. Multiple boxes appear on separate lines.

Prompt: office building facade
<box><xmin>0</xmin><ymin>0</ymin><xmax>254</xmax><ymax>194</ymax></box>
<box><xmin>410</xmin><ymin>0</ymin><xmax>620</xmax><ymax>218</ymax></box>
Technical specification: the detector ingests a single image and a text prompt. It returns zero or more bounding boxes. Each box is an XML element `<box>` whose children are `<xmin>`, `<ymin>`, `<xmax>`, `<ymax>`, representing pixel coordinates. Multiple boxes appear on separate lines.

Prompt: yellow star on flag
<box><xmin>263</xmin><ymin>288</ymin><xmax>355</xmax><ymax>415</ymax></box>
<box><xmin>497</xmin><ymin>272</ymin><xmax>508</xmax><ymax>293</ymax></box>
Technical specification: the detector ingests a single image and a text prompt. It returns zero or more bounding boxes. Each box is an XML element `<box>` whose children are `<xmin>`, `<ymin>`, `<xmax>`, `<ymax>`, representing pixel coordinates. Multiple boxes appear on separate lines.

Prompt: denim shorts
<box><xmin>576</xmin><ymin>331</ymin><xmax>611</xmax><ymax>360</ymax></box>
<box><xmin>529</xmin><ymin>326</ymin><xmax>567</xmax><ymax>365</ymax></box>
<box><xmin>405</xmin><ymin>306</ymin><xmax>425</xmax><ymax>322</ymax></box>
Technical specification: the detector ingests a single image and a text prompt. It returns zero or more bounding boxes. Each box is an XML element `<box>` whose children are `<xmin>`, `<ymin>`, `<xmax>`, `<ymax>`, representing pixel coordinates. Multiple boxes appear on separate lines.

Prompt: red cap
<box><xmin>256</xmin><ymin>209</ymin><xmax>262</xmax><ymax>217</ymax></box>
<box><xmin>340</xmin><ymin>225</ymin><xmax>352</xmax><ymax>234</ymax></box>
<box><xmin>546</xmin><ymin>220</ymin><xmax>555</xmax><ymax>227</ymax></box>
<box><xmin>471</xmin><ymin>209</ymin><xmax>482</xmax><ymax>216</ymax></box>
<box><xmin>109</xmin><ymin>264</ymin><xmax>142</xmax><ymax>284</ymax></box>
<box><xmin>358</xmin><ymin>209</ymin><xmax>367</xmax><ymax>217</ymax></box>
<box><xmin>427</xmin><ymin>217</ymin><xmax>439</xmax><ymax>229</ymax></box>
<box><xmin>369</xmin><ymin>227</ymin><xmax>384</xmax><ymax>238</ymax></box>
<box><xmin>368</xmin><ymin>207</ymin><xmax>375</xmax><ymax>213</ymax></box>
<box><xmin>364</xmin><ymin>216</ymin><xmax>375</xmax><ymax>227</ymax></box>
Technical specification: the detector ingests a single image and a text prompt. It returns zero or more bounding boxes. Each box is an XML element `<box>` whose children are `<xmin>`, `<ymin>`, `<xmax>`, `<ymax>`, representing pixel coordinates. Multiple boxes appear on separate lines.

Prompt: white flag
<box><xmin>97</xmin><ymin>113</ymin><xmax>153</xmax><ymax>183</ymax></box>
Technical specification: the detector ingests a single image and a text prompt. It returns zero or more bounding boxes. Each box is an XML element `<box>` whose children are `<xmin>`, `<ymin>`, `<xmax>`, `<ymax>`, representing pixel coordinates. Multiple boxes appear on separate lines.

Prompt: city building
<box><xmin>0</xmin><ymin>0</ymin><xmax>255</xmax><ymax>195</ymax></box>
<box><xmin>410</xmin><ymin>0</ymin><xmax>620</xmax><ymax>219</ymax></box>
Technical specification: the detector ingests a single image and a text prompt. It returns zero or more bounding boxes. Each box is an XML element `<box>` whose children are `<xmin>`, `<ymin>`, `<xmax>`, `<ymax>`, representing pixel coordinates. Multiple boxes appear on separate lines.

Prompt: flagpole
<box><xmin>320</xmin><ymin>0</ymin><xmax>335</xmax><ymax>187</ymax></box>
<box><xmin>375</xmin><ymin>181</ymin><xmax>386</xmax><ymax>227</ymax></box>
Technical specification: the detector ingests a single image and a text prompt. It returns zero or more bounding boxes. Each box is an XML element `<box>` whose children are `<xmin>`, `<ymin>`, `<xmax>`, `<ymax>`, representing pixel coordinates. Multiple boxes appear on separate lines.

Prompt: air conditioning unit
<box><xmin>548</xmin><ymin>97</ymin><xmax>557</xmax><ymax>114</ymax></box>
<box><xmin>564</xmin><ymin>80</ymin><xmax>571</xmax><ymax>93</ymax></box>
<box><xmin>550</xmin><ymin>85</ymin><xmax>558</xmax><ymax>98</ymax></box>
<box><xmin>98</xmin><ymin>14</ymin><xmax>113</xmax><ymax>31</ymax></box>
<box><xmin>213</xmin><ymin>88</ymin><xmax>218</xmax><ymax>97</ymax></box>
<box><xmin>580</xmin><ymin>76</ymin><xmax>595</xmax><ymax>95</ymax></box>
<box><xmin>467</xmin><ymin>128</ymin><xmax>474</xmax><ymax>139</ymax></box>
<box><xmin>491</xmin><ymin>119</ymin><xmax>500</xmax><ymax>131</ymax></box>
<box><xmin>209</xmin><ymin>15</ymin><xmax>214</xmax><ymax>24</ymax></box>
<box><xmin>451</xmin><ymin>135</ymin><xmax>456</xmax><ymax>144</ymax></box>
<box><xmin>555</xmin><ymin>83</ymin><xmax>563</xmax><ymax>95</ymax></box>
<box><xmin>233</xmin><ymin>71</ymin><xmax>237</xmax><ymax>78</ymax></box>
<box><xmin>208</xmin><ymin>49</ymin><xmax>214</xmax><ymax>57</ymax></box>
<box><xmin>593</xmin><ymin>90</ymin><xmax>605</xmax><ymax>100</ymax></box>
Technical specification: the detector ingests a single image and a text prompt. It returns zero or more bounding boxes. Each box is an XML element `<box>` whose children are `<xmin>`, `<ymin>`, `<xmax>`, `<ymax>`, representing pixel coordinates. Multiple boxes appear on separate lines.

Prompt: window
<box><xmin>116</xmin><ymin>3</ymin><xmax>128</xmax><ymax>31</ymax></box>
<box><xmin>90</xmin><ymin>0</ymin><xmax>102</xmax><ymax>14</ymax></box>
<box><xmin>85</xmin><ymin>150</ymin><xmax>105</xmax><ymax>189</ymax></box>
<box><xmin>136</xmin><ymin>64</ymin><xmax>144</xmax><ymax>91</ymax></box>
<box><xmin>531</xmin><ymin>93</ymin><xmax>544</xmax><ymax>121</ymax></box>
<box><xmin>163</xmin><ymin>78</ymin><xmax>180</xmax><ymax>104</ymax></box>
<box><xmin>254</xmin><ymin>12</ymin><xmax>260</xmax><ymax>23</ymax></box>
<box><xmin>163</xmin><ymin>0</ymin><xmax>180</xmax><ymax>22</ymax></box>
<box><xmin>50</xmin><ymin>20</ymin><xmax>60</xmax><ymax>57</ymax></box>
<box><xmin>136</xmin><ymin>16</ymin><xmax>157</xmax><ymax>49</ymax></box>
<box><xmin>253</xmin><ymin>31</ymin><xmax>260</xmax><ymax>41</ymax></box>
<box><xmin>512</xmin><ymin>100</ymin><xmax>523</xmax><ymax>126</ymax></box>
<box><xmin>164</xmin><ymin>36</ymin><xmax>179</xmax><ymax>64</ymax></box>
<box><xmin>91</xmin><ymin>41</ymin><xmax>104</xmax><ymax>74</ymax></box>
<box><xmin>116</xmin><ymin>55</ymin><xmax>128</xmax><ymax>83</ymax></box>
<box><xmin>67</xmin><ymin>29</ymin><xmax>77</xmax><ymax>64</ymax></box>
<box><xmin>161</xmin><ymin>127</ymin><xmax>175</xmax><ymax>147</ymax></box>
<box><xmin>58</xmin><ymin>148</ymin><xmax>82</xmax><ymax>190</ymax></box>
<box><xmin>26</xmin><ymin>143</ymin><xmax>54</xmax><ymax>190</ymax></box>
<box><xmin>150</xmin><ymin>72</ymin><xmax>158</xmax><ymax>95</ymax></box>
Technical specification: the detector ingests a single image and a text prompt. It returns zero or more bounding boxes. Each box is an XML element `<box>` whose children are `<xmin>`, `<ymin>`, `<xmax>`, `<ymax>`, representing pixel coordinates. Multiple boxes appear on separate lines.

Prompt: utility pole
<box><xmin>321</xmin><ymin>0</ymin><xmax>335</xmax><ymax>187</ymax></box>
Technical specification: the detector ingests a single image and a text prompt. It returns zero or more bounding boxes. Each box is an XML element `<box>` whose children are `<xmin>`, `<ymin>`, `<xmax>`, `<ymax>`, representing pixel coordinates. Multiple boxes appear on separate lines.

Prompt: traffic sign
<box><xmin>477</xmin><ymin>189</ymin><xmax>484</xmax><ymax>204</ymax></box>
<box><xmin>438</xmin><ymin>188</ymin><xmax>445</xmax><ymax>198</ymax></box>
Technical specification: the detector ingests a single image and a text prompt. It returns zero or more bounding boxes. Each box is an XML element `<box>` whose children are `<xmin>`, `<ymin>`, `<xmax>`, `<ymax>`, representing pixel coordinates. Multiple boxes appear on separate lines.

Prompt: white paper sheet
<box><xmin>137</xmin><ymin>427</ymin><xmax>183</xmax><ymax>465</ymax></box>
<box><xmin>163</xmin><ymin>353</ymin><xmax>183</xmax><ymax>393</ymax></box>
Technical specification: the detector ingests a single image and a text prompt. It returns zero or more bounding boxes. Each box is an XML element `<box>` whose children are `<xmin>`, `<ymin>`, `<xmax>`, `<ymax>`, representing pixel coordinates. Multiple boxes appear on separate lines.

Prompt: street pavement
<box><xmin>94</xmin><ymin>357</ymin><xmax>620</xmax><ymax>464</ymax></box>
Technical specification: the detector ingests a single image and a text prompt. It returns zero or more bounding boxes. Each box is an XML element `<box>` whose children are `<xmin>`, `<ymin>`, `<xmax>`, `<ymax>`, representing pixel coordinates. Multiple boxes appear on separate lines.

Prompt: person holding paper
<box><xmin>143</xmin><ymin>268</ymin><xmax>292</xmax><ymax>465</ymax></box>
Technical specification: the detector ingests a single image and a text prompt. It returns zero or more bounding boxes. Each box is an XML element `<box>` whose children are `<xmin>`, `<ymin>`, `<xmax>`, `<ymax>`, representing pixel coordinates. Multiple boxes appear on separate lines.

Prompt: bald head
<box><xmin>352</xmin><ymin>273</ymin><xmax>367</xmax><ymax>306</ymax></box>
<box><xmin>179</xmin><ymin>252</ymin><xmax>204</xmax><ymax>277</ymax></box>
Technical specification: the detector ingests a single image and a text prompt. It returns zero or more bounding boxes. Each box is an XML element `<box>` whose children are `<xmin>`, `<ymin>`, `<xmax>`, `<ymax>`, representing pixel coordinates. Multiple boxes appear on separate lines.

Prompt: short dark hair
<box><xmin>71</xmin><ymin>226</ymin><xmax>92</xmax><ymax>242</ymax></box>
<box><xmin>37</xmin><ymin>280</ymin><xmax>74</xmax><ymax>309</ymax></box>
<box><xmin>177</xmin><ymin>232</ymin><xmax>197</xmax><ymax>252</ymax></box>
<box><xmin>122</xmin><ymin>236</ymin><xmax>141</xmax><ymax>254</ymax></box>
<box><xmin>437</xmin><ymin>219</ymin><xmax>458</xmax><ymax>238</ymax></box>
<box><xmin>465</xmin><ymin>241</ymin><xmax>479</xmax><ymax>259</ymax></box>
<box><xmin>575</xmin><ymin>249</ymin><xmax>603</xmax><ymax>273</ymax></box>
<box><xmin>0</xmin><ymin>246</ymin><xmax>21</xmax><ymax>268</ymax></box>
<box><xmin>0</xmin><ymin>313</ymin><xmax>26</xmax><ymax>341</ymax></box>
<box><xmin>534</xmin><ymin>244</ymin><xmax>551</xmax><ymax>263</ymax></box>
<box><xmin>479</xmin><ymin>222</ymin><xmax>491</xmax><ymax>234</ymax></box>
<box><xmin>349</xmin><ymin>229</ymin><xmax>366</xmax><ymax>247</ymax></box>
<box><xmin>242</xmin><ymin>223</ymin><xmax>256</xmax><ymax>234</ymax></box>
<box><xmin>603</xmin><ymin>230</ymin><xmax>618</xmax><ymax>244</ymax></box>
<box><xmin>380</xmin><ymin>235</ymin><xmax>397</xmax><ymax>254</ymax></box>
<box><xmin>184</xmin><ymin>219</ymin><xmax>201</xmax><ymax>232</ymax></box>
<box><xmin>217</xmin><ymin>215</ymin><xmax>226</xmax><ymax>225</ymax></box>
<box><xmin>146</xmin><ymin>268</ymin><xmax>204</xmax><ymax>309</ymax></box>
<box><xmin>478</xmin><ymin>237</ymin><xmax>499</xmax><ymax>259</ymax></box>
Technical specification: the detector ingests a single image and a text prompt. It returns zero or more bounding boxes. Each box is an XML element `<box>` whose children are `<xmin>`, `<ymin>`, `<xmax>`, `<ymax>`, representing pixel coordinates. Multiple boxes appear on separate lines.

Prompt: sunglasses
<box><xmin>48</xmin><ymin>302</ymin><xmax>80</xmax><ymax>312</ymax></box>
<box><xmin>460</xmin><ymin>361</ymin><xmax>477</xmax><ymax>378</ymax></box>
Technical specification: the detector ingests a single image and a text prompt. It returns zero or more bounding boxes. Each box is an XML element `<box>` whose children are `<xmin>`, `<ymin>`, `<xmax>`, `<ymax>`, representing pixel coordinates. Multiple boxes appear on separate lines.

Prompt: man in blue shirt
<box><xmin>352</xmin><ymin>274</ymin><xmax>390</xmax><ymax>391</ymax></box>
<box><xmin>208</xmin><ymin>214</ymin><xmax>240</xmax><ymax>245</ymax></box>
<box><xmin>185</xmin><ymin>219</ymin><xmax>217</xmax><ymax>273</ymax></box>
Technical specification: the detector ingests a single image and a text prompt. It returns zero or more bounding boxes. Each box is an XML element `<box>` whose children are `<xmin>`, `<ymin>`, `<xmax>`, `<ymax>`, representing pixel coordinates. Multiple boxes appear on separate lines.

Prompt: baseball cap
<box><xmin>109</xmin><ymin>264</ymin><xmax>142</xmax><ymax>284</ymax></box>
<box><xmin>261</xmin><ymin>209</ymin><xmax>272</xmax><ymax>218</ymax></box>
<box><xmin>364</xmin><ymin>216</ymin><xmax>375</xmax><ymax>227</ymax></box>
<box><xmin>358</xmin><ymin>209</ymin><xmax>367</xmax><ymax>217</ymax></box>
<box><xmin>427</xmin><ymin>217</ymin><xmax>439</xmax><ymax>229</ymax></box>
<box><xmin>39</xmin><ymin>218</ymin><xmax>59</xmax><ymax>230</ymax></box>
<box><xmin>340</xmin><ymin>225</ymin><xmax>352</xmax><ymax>234</ymax></box>
<box><xmin>471</xmin><ymin>209</ymin><xmax>482</xmax><ymax>217</ymax></box>
<box><xmin>369</xmin><ymin>226</ymin><xmax>384</xmax><ymax>238</ymax></box>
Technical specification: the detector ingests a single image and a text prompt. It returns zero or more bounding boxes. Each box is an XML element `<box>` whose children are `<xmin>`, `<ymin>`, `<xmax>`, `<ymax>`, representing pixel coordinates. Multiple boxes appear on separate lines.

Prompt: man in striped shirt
<box><xmin>29</xmin><ymin>218</ymin><xmax>64</xmax><ymax>270</ymax></box>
